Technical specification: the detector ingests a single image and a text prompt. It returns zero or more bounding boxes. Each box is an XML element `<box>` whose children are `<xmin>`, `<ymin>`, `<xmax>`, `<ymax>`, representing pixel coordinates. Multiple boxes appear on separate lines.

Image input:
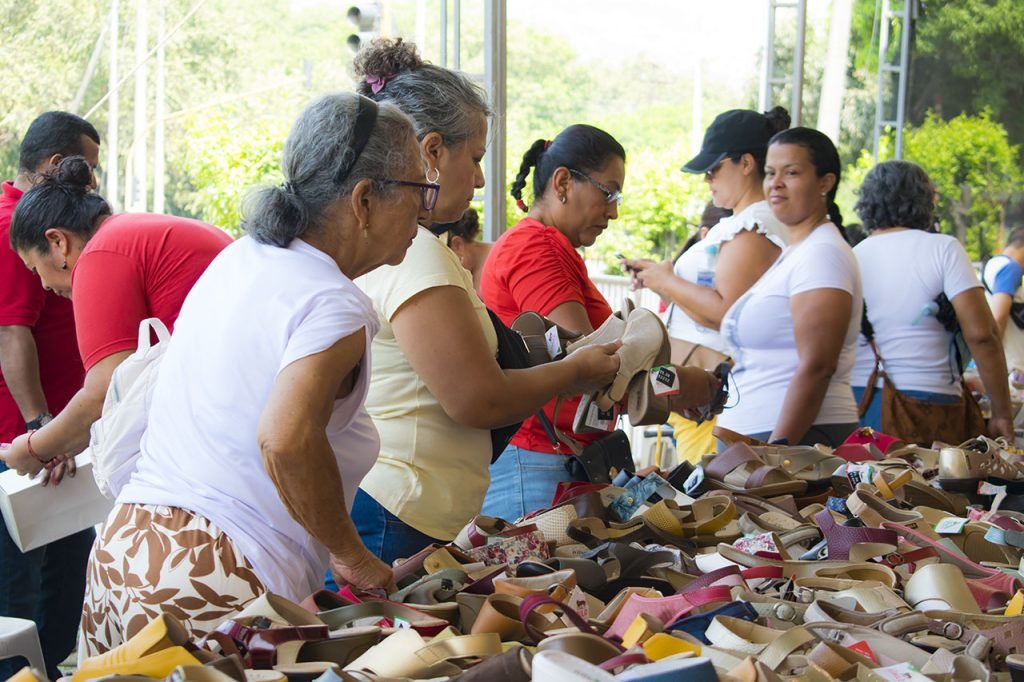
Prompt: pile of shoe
<box><xmin>38</xmin><ymin>430</ymin><xmax>1024</xmax><ymax>682</ymax></box>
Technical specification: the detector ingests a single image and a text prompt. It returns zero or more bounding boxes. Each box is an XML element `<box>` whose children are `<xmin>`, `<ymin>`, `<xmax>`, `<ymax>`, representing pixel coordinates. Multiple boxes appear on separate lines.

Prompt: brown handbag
<box><xmin>670</xmin><ymin>337</ymin><xmax>734</xmax><ymax>371</ymax></box>
<box><xmin>858</xmin><ymin>339</ymin><xmax>986</xmax><ymax>445</ymax></box>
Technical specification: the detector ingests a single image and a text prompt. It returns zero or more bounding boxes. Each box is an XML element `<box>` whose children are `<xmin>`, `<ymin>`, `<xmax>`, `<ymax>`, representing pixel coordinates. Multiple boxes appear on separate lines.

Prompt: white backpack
<box><xmin>88</xmin><ymin>317</ymin><xmax>170</xmax><ymax>499</ymax></box>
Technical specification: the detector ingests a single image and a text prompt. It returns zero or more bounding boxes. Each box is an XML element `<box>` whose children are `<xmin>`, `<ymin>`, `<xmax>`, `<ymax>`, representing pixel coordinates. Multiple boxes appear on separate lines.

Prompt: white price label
<box><xmin>584</xmin><ymin>402</ymin><xmax>619</xmax><ymax>431</ymax></box>
<box><xmin>649</xmin><ymin>364</ymin><xmax>680</xmax><ymax>396</ymax></box>
<box><xmin>544</xmin><ymin>325</ymin><xmax>562</xmax><ymax>360</ymax></box>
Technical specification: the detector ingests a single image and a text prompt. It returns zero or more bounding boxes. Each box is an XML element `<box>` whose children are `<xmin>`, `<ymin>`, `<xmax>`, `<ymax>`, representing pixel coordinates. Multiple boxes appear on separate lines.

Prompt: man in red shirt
<box><xmin>0</xmin><ymin>111</ymin><xmax>100</xmax><ymax>679</ymax></box>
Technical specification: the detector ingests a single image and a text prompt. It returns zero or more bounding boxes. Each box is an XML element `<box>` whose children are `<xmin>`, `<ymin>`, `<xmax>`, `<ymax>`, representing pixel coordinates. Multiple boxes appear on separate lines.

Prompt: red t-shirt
<box><xmin>71</xmin><ymin>213</ymin><xmax>233</xmax><ymax>370</ymax></box>
<box><xmin>480</xmin><ymin>217</ymin><xmax>613</xmax><ymax>454</ymax></box>
<box><xmin>0</xmin><ymin>182</ymin><xmax>84</xmax><ymax>442</ymax></box>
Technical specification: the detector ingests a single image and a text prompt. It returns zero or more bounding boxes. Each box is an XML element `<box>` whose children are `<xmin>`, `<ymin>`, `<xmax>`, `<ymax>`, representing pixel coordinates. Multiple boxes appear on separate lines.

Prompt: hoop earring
<box><xmin>560</xmin><ymin>194</ymin><xmax>567</xmax><ymax>204</ymax></box>
<box><xmin>426</xmin><ymin>167</ymin><xmax>440</xmax><ymax>184</ymax></box>
<box><xmin>61</xmin><ymin>259</ymin><xmax>68</xmax><ymax>270</ymax></box>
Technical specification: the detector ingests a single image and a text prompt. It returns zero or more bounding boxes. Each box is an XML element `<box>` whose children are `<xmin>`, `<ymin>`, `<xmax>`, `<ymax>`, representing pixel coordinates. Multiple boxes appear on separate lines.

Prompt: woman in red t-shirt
<box><xmin>0</xmin><ymin>157</ymin><xmax>231</xmax><ymax>479</ymax></box>
<box><xmin>480</xmin><ymin>125</ymin><xmax>630</xmax><ymax>519</ymax></box>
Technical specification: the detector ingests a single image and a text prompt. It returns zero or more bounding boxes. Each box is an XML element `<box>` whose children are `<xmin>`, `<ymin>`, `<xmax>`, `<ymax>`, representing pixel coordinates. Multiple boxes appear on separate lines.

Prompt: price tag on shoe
<box><xmin>872</xmin><ymin>663</ymin><xmax>931</xmax><ymax>682</ymax></box>
<box><xmin>846</xmin><ymin>462</ymin><xmax>875</xmax><ymax>488</ymax></box>
<box><xmin>544</xmin><ymin>326</ymin><xmax>563</xmax><ymax>360</ymax></box>
<box><xmin>978</xmin><ymin>481</ymin><xmax>1007</xmax><ymax>495</ymax></box>
<box><xmin>934</xmin><ymin>517</ymin><xmax>969</xmax><ymax>534</ymax></box>
<box><xmin>848</xmin><ymin>640</ymin><xmax>879</xmax><ymax>665</ymax></box>
<box><xmin>682</xmin><ymin>465</ymin><xmax>704</xmax><ymax>495</ymax></box>
<box><xmin>649</xmin><ymin>365</ymin><xmax>680</xmax><ymax>396</ymax></box>
<box><xmin>584</xmin><ymin>402</ymin><xmax>619</xmax><ymax>431</ymax></box>
<box><xmin>566</xmin><ymin>585</ymin><xmax>590</xmax><ymax>620</ymax></box>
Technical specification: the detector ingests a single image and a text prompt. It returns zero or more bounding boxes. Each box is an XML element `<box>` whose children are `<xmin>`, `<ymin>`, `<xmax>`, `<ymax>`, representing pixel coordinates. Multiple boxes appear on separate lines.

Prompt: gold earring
<box><xmin>560</xmin><ymin>195</ymin><xmax>567</xmax><ymax>204</ymax></box>
<box><xmin>426</xmin><ymin>167</ymin><xmax>440</xmax><ymax>184</ymax></box>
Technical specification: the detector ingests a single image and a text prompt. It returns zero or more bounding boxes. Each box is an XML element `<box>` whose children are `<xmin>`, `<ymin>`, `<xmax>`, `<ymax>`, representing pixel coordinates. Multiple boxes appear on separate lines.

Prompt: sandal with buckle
<box><xmin>701</xmin><ymin>444</ymin><xmax>808</xmax><ymax>497</ymax></box>
<box><xmin>752</xmin><ymin>446</ymin><xmax>845</xmax><ymax>492</ymax></box>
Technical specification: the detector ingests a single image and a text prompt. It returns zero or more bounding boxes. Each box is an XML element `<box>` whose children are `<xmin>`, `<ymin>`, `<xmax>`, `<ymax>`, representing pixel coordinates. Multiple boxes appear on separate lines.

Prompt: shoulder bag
<box><xmin>859</xmin><ymin>305</ymin><xmax>985</xmax><ymax>445</ymax></box>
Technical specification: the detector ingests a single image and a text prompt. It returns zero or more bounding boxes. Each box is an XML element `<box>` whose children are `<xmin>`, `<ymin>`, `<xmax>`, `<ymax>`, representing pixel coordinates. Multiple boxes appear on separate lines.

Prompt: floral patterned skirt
<box><xmin>79</xmin><ymin>503</ymin><xmax>267</xmax><ymax>659</ymax></box>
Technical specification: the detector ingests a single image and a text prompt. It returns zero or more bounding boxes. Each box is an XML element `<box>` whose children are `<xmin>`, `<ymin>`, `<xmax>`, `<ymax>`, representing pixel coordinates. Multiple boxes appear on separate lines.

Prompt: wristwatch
<box><xmin>25</xmin><ymin>412</ymin><xmax>53</xmax><ymax>431</ymax></box>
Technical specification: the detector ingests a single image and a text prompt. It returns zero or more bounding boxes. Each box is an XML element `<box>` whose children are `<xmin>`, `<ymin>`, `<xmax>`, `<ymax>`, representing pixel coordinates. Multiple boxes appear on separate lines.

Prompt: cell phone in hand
<box><xmin>616</xmin><ymin>253</ymin><xmax>638</xmax><ymax>273</ymax></box>
<box><xmin>695</xmin><ymin>362</ymin><xmax>730</xmax><ymax>425</ymax></box>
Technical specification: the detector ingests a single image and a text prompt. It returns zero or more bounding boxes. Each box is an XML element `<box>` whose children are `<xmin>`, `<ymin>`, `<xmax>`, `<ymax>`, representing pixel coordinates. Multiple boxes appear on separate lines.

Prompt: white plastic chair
<box><xmin>0</xmin><ymin>617</ymin><xmax>45</xmax><ymax>673</ymax></box>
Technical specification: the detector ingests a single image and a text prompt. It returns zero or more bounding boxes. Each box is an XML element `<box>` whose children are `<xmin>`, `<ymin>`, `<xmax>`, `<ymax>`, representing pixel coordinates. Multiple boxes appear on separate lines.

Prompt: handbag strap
<box><xmin>858</xmin><ymin>303</ymin><xmax>886</xmax><ymax>419</ymax></box>
<box><xmin>538</xmin><ymin>396</ymin><xmax>584</xmax><ymax>455</ymax></box>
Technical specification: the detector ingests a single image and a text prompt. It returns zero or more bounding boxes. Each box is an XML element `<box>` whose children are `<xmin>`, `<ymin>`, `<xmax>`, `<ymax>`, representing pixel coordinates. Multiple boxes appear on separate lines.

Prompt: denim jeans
<box><xmin>0</xmin><ymin>460</ymin><xmax>96</xmax><ymax>679</ymax></box>
<box><xmin>481</xmin><ymin>445</ymin><xmax>571</xmax><ymax>521</ymax></box>
<box><xmin>852</xmin><ymin>385</ymin><xmax>960</xmax><ymax>432</ymax></box>
<box><xmin>324</xmin><ymin>488</ymin><xmax>444</xmax><ymax>590</ymax></box>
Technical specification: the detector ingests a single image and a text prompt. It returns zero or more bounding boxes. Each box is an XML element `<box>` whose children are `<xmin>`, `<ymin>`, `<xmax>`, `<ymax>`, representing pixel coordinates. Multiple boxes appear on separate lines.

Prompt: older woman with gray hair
<box><xmin>350</xmin><ymin>38</ymin><xmax>620</xmax><ymax>564</ymax></box>
<box><xmin>78</xmin><ymin>92</ymin><xmax>429</xmax><ymax>655</ymax></box>
<box><xmin>851</xmin><ymin>160</ymin><xmax>1012</xmax><ymax>440</ymax></box>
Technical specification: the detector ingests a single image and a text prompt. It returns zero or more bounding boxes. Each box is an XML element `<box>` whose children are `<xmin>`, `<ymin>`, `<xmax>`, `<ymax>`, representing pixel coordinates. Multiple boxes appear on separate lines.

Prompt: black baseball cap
<box><xmin>682</xmin><ymin>109</ymin><xmax>775</xmax><ymax>174</ymax></box>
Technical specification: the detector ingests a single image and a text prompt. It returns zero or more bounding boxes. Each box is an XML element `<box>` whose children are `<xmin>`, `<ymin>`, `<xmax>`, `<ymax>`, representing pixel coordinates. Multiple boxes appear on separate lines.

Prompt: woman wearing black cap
<box><xmin>623</xmin><ymin>107</ymin><xmax>790</xmax><ymax>457</ymax></box>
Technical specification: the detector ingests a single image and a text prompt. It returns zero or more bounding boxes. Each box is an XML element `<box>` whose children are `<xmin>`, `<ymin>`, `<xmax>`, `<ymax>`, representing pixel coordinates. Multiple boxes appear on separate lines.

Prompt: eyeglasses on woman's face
<box><xmin>376</xmin><ymin>179</ymin><xmax>441</xmax><ymax>211</ymax></box>
<box><xmin>569</xmin><ymin>168</ymin><xmax>623</xmax><ymax>206</ymax></box>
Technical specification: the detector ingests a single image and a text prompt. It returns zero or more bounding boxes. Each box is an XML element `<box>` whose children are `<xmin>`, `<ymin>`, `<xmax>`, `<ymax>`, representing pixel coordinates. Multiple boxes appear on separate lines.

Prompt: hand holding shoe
<box><xmin>330</xmin><ymin>549</ymin><xmax>395</xmax><ymax>593</ymax></box>
<box><xmin>562</xmin><ymin>341</ymin><xmax>621</xmax><ymax>396</ymax></box>
<box><xmin>670</xmin><ymin>366</ymin><xmax>721</xmax><ymax>419</ymax></box>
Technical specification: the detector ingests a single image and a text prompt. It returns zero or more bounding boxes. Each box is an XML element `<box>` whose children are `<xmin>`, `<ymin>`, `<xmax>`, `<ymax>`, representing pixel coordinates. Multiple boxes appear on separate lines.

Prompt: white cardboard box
<box><xmin>0</xmin><ymin>453</ymin><xmax>113</xmax><ymax>552</ymax></box>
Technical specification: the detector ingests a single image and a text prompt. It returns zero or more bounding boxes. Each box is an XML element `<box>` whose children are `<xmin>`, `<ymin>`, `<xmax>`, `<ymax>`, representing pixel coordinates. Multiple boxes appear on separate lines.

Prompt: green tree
<box><xmin>909</xmin><ymin>0</ymin><xmax>1024</xmax><ymax>153</ymax></box>
<box><xmin>171</xmin><ymin>97</ymin><xmax>300</xmax><ymax>235</ymax></box>
<box><xmin>905</xmin><ymin>112</ymin><xmax>1022</xmax><ymax>259</ymax></box>
<box><xmin>841</xmin><ymin>113</ymin><xmax>1021</xmax><ymax>260</ymax></box>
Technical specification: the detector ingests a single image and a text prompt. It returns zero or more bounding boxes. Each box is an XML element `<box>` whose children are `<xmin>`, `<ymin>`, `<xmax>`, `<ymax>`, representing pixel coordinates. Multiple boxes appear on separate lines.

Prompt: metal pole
<box><xmin>894</xmin><ymin>0</ymin><xmax>913</xmax><ymax>159</ymax></box>
<box><xmin>791</xmin><ymin>0</ymin><xmax>806</xmax><ymax>126</ymax></box>
<box><xmin>72</xmin><ymin>22</ymin><xmax>109</xmax><ymax>115</ymax></box>
<box><xmin>439</xmin><ymin>0</ymin><xmax>447</xmax><ymax>68</ymax></box>
<box><xmin>691</xmin><ymin>6</ymin><xmax>702</xmax><ymax>154</ymax></box>
<box><xmin>415</xmin><ymin>0</ymin><xmax>426</xmax><ymax>49</ymax></box>
<box><xmin>106</xmin><ymin>0</ymin><xmax>119</xmax><ymax>209</ymax></box>
<box><xmin>131</xmin><ymin>0</ymin><xmax>148</xmax><ymax>211</ymax></box>
<box><xmin>759</xmin><ymin>1</ymin><xmax>775</xmax><ymax>112</ymax></box>
<box><xmin>153</xmin><ymin>0</ymin><xmax>166</xmax><ymax>214</ymax></box>
<box><xmin>483</xmin><ymin>0</ymin><xmax>507</xmax><ymax>243</ymax></box>
<box><xmin>817</xmin><ymin>0</ymin><xmax>854</xmax><ymax>141</ymax></box>
<box><xmin>874</xmin><ymin>0</ymin><xmax>891</xmax><ymax>159</ymax></box>
<box><xmin>453</xmin><ymin>0</ymin><xmax>461</xmax><ymax>70</ymax></box>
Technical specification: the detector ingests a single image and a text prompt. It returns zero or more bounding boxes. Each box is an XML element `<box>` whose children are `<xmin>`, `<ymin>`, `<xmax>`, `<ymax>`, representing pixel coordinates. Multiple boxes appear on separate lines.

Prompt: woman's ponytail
<box><xmin>510</xmin><ymin>139</ymin><xmax>548</xmax><ymax>212</ymax></box>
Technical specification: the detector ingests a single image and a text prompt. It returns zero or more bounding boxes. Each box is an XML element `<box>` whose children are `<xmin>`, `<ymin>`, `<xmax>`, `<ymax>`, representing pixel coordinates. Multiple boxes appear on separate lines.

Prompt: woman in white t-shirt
<box><xmin>851</xmin><ymin>160</ymin><xmax>1012</xmax><ymax>440</ymax></box>
<box><xmin>720</xmin><ymin>127</ymin><xmax>862</xmax><ymax>446</ymax></box>
<box><xmin>76</xmin><ymin>94</ymin><xmax>430</xmax><ymax>655</ymax></box>
<box><xmin>624</xmin><ymin>108</ymin><xmax>791</xmax><ymax>460</ymax></box>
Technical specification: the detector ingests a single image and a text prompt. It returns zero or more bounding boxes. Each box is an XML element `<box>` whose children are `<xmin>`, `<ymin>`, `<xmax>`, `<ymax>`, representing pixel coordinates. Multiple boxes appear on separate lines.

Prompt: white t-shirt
<box><xmin>983</xmin><ymin>255</ymin><xmax>1024</xmax><ymax>372</ymax></box>
<box><xmin>667</xmin><ymin>201</ymin><xmax>789</xmax><ymax>352</ymax></box>
<box><xmin>719</xmin><ymin>223</ymin><xmax>862</xmax><ymax>435</ymax></box>
<box><xmin>119</xmin><ymin>236</ymin><xmax>381</xmax><ymax>601</ymax></box>
<box><xmin>851</xmin><ymin>230</ymin><xmax>981</xmax><ymax>394</ymax></box>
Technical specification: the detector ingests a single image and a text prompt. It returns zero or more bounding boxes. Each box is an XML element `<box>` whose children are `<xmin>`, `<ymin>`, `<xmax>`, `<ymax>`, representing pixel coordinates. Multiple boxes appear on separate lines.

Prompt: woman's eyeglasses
<box><xmin>377</xmin><ymin>179</ymin><xmax>441</xmax><ymax>211</ymax></box>
<box><xmin>569</xmin><ymin>169</ymin><xmax>623</xmax><ymax>205</ymax></box>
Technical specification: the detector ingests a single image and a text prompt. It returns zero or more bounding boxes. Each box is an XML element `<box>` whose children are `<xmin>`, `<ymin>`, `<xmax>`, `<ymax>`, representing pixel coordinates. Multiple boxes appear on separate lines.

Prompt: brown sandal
<box><xmin>701</xmin><ymin>444</ymin><xmax>807</xmax><ymax>497</ymax></box>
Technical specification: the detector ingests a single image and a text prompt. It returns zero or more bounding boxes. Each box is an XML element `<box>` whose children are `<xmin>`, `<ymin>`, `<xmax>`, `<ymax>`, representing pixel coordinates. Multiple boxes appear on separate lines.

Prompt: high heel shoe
<box><xmin>595</xmin><ymin>308</ymin><xmax>670</xmax><ymax>410</ymax></box>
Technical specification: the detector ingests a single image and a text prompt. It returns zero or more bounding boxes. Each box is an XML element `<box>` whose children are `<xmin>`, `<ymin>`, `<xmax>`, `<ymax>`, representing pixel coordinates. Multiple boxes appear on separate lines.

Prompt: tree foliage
<box><xmin>905</xmin><ymin>112</ymin><xmax>1022</xmax><ymax>259</ymax></box>
<box><xmin>840</xmin><ymin>112</ymin><xmax>1021</xmax><ymax>260</ymax></box>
